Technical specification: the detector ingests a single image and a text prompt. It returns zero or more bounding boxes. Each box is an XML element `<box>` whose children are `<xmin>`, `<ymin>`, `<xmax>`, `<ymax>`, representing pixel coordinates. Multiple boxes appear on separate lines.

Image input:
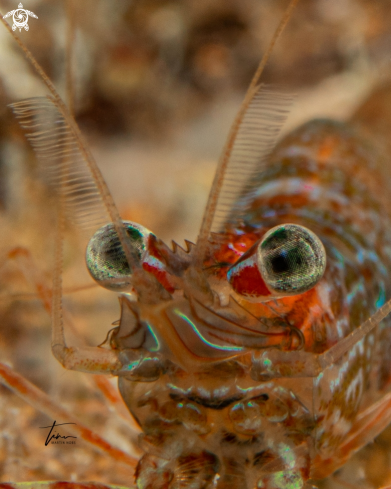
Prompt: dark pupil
<box><xmin>270</xmin><ymin>249</ymin><xmax>303</xmax><ymax>275</ymax></box>
<box><xmin>270</xmin><ymin>251</ymin><xmax>289</xmax><ymax>274</ymax></box>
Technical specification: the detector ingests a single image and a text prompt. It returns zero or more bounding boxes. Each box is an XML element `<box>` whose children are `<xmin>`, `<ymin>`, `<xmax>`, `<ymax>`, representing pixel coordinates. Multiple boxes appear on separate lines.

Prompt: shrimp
<box><xmin>2</xmin><ymin>1</ymin><xmax>391</xmax><ymax>488</ymax></box>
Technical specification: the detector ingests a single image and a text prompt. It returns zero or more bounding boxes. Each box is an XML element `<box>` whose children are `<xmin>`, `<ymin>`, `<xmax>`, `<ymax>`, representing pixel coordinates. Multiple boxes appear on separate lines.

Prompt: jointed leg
<box><xmin>0</xmin><ymin>362</ymin><xmax>137</xmax><ymax>469</ymax></box>
<box><xmin>3</xmin><ymin>246</ymin><xmax>140</xmax><ymax>432</ymax></box>
<box><xmin>5</xmin><ymin>245</ymin><xmax>122</xmax><ymax>375</ymax></box>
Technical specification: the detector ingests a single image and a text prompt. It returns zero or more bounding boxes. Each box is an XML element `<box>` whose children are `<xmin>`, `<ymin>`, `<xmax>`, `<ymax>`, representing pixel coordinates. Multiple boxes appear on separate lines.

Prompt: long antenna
<box><xmin>193</xmin><ymin>0</ymin><xmax>300</xmax><ymax>266</ymax></box>
<box><xmin>0</xmin><ymin>12</ymin><xmax>117</xmax><ymax>222</ymax></box>
<box><xmin>65</xmin><ymin>0</ymin><xmax>75</xmax><ymax>115</ymax></box>
<box><xmin>0</xmin><ymin>10</ymin><xmax>141</xmax><ymax>279</ymax></box>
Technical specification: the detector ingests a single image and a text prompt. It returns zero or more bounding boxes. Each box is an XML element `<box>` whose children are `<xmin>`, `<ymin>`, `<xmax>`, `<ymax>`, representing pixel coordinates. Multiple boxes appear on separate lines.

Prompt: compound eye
<box><xmin>257</xmin><ymin>224</ymin><xmax>326</xmax><ymax>295</ymax></box>
<box><xmin>86</xmin><ymin>221</ymin><xmax>152</xmax><ymax>291</ymax></box>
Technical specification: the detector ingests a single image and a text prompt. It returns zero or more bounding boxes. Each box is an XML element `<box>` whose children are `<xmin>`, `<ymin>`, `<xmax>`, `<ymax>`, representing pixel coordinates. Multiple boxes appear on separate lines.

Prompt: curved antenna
<box><xmin>207</xmin><ymin>85</ymin><xmax>294</xmax><ymax>234</ymax></box>
<box><xmin>10</xmin><ymin>96</ymin><xmax>112</xmax><ymax>233</ymax></box>
<box><xmin>193</xmin><ymin>0</ymin><xmax>300</xmax><ymax>266</ymax></box>
<box><xmin>0</xmin><ymin>11</ymin><xmax>138</xmax><ymax>272</ymax></box>
<box><xmin>0</xmin><ymin>12</ymin><xmax>117</xmax><ymax>231</ymax></box>
<box><xmin>66</xmin><ymin>0</ymin><xmax>76</xmax><ymax>116</ymax></box>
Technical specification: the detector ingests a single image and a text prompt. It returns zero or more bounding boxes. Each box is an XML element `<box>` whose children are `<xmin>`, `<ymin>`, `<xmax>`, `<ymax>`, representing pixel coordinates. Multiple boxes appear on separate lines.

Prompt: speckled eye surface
<box><xmin>86</xmin><ymin>221</ymin><xmax>152</xmax><ymax>291</ymax></box>
<box><xmin>257</xmin><ymin>224</ymin><xmax>326</xmax><ymax>294</ymax></box>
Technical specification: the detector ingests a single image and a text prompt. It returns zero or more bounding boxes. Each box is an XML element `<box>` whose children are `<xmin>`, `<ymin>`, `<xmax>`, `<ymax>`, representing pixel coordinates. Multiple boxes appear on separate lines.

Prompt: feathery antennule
<box><xmin>0</xmin><ymin>10</ymin><xmax>121</xmax><ymax>234</ymax></box>
<box><xmin>10</xmin><ymin>96</ymin><xmax>111</xmax><ymax>233</ymax></box>
<box><xmin>1</xmin><ymin>13</ymin><xmax>140</xmax><ymax>271</ymax></box>
<box><xmin>210</xmin><ymin>85</ymin><xmax>294</xmax><ymax>233</ymax></box>
<box><xmin>193</xmin><ymin>0</ymin><xmax>300</xmax><ymax>266</ymax></box>
<box><xmin>1</xmin><ymin>11</ymin><xmax>118</xmax><ymax>234</ymax></box>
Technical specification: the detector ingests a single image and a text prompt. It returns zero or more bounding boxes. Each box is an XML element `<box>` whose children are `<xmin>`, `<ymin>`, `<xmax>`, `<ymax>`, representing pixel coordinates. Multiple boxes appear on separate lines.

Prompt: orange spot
<box><xmin>267</xmin><ymin>194</ymin><xmax>309</xmax><ymax>207</ymax></box>
<box><xmin>143</xmin><ymin>262</ymin><xmax>175</xmax><ymax>293</ymax></box>
<box><xmin>317</xmin><ymin>136</ymin><xmax>336</xmax><ymax>161</ymax></box>
<box><xmin>8</xmin><ymin>246</ymin><xmax>30</xmax><ymax>259</ymax></box>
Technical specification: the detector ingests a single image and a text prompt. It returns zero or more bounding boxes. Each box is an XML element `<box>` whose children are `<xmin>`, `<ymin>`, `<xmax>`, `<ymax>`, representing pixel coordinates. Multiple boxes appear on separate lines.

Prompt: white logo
<box><xmin>3</xmin><ymin>3</ymin><xmax>38</xmax><ymax>32</ymax></box>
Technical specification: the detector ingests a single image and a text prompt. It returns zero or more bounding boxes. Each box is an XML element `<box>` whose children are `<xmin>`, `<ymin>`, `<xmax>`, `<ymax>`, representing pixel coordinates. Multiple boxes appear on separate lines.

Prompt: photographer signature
<box><xmin>40</xmin><ymin>420</ymin><xmax>77</xmax><ymax>446</ymax></box>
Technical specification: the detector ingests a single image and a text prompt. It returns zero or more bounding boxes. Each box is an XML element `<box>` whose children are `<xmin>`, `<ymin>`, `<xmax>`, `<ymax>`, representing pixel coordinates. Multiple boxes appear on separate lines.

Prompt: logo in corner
<box><xmin>3</xmin><ymin>3</ymin><xmax>38</xmax><ymax>32</ymax></box>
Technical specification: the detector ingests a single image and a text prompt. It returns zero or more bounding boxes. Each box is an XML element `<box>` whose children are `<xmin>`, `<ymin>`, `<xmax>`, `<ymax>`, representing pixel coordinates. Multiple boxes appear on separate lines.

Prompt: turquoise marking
<box><xmin>124</xmin><ymin>361</ymin><xmax>140</xmax><ymax>371</ymax></box>
<box><xmin>146</xmin><ymin>323</ymin><xmax>160</xmax><ymax>352</ymax></box>
<box><xmin>347</xmin><ymin>282</ymin><xmax>364</xmax><ymax>304</ymax></box>
<box><xmin>376</xmin><ymin>284</ymin><xmax>386</xmax><ymax>308</ymax></box>
<box><xmin>173</xmin><ymin>309</ymin><xmax>244</xmax><ymax>352</ymax></box>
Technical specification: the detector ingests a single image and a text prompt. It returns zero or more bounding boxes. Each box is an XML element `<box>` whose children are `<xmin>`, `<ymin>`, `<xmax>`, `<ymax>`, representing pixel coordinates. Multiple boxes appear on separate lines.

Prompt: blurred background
<box><xmin>1</xmin><ymin>0</ymin><xmax>391</xmax><ymax>486</ymax></box>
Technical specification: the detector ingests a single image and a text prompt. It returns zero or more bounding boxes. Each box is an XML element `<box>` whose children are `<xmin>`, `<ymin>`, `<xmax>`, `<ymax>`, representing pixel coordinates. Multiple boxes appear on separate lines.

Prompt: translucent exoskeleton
<box><xmin>3</xmin><ymin>1</ymin><xmax>391</xmax><ymax>489</ymax></box>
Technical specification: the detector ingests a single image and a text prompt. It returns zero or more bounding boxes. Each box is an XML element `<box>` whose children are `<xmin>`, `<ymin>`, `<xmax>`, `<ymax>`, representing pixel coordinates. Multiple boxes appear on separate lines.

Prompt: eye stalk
<box><xmin>86</xmin><ymin>221</ymin><xmax>152</xmax><ymax>291</ymax></box>
<box><xmin>227</xmin><ymin>224</ymin><xmax>326</xmax><ymax>299</ymax></box>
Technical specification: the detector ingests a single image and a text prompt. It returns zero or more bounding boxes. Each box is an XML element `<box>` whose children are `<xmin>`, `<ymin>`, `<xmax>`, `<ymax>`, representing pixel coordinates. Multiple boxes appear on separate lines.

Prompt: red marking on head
<box><xmin>141</xmin><ymin>234</ymin><xmax>176</xmax><ymax>293</ymax></box>
<box><xmin>205</xmin><ymin>230</ymin><xmax>261</xmax><ymax>279</ymax></box>
<box><xmin>227</xmin><ymin>245</ymin><xmax>271</xmax><ymax>298</ymax></box>
<box><xmin>229</xmin><ymin>261</ymin><xmax>271</xmax><ymax>297</ymax></box>
<box><xmin>147</xmin><ymin>234</ymin><xmax>166</xmax><ymax>261</ymax></box>
<box><xmin>143</xmin><ymin>261</ymin><xmax>176</xmax><ymax>293</ymax></box>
